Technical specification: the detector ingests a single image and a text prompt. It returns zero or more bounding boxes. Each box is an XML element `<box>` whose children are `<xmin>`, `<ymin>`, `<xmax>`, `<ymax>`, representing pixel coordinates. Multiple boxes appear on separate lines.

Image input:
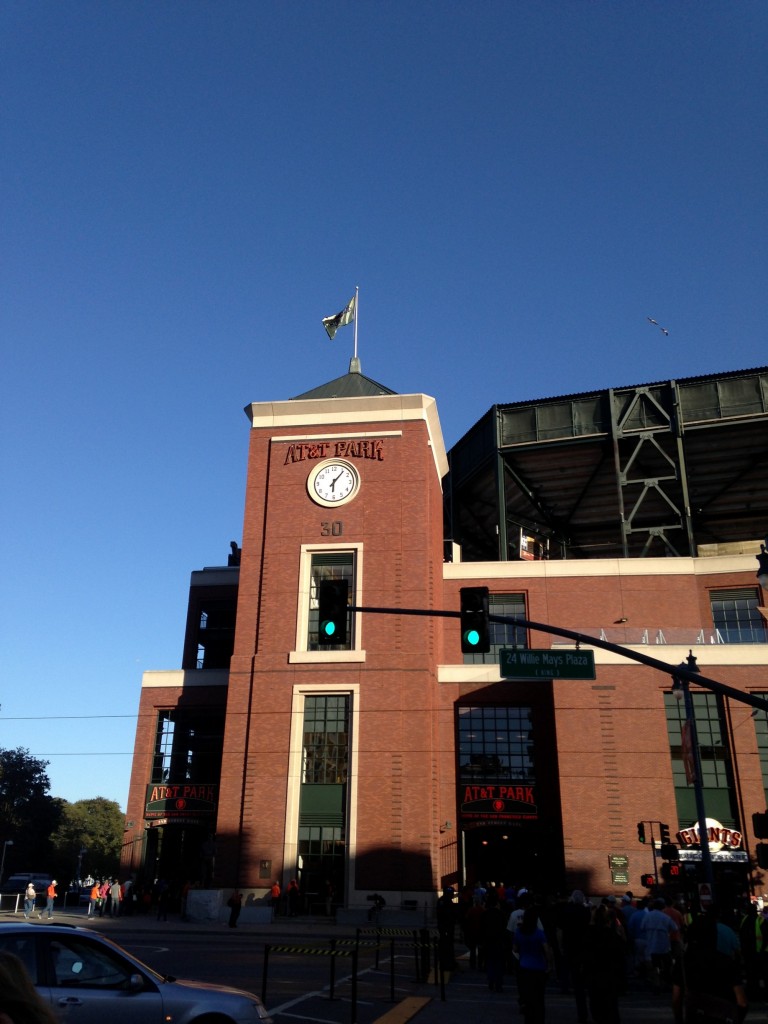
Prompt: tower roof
<box><xmin>291</xmin><ymin>358</ymin><xmax>397</xmax><ymax>400</ymax></box>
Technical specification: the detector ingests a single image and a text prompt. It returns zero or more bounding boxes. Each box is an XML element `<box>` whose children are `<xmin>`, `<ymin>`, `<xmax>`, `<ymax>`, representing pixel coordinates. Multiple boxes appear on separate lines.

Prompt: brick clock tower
<box><xmin>214</xmin><ymin>363</ymin><xmax>449</xmax><ymax>905</ymax></box>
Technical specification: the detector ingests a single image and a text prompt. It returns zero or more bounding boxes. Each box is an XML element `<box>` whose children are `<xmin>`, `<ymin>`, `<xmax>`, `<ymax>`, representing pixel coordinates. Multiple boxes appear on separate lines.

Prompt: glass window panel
<box><xmin>664</xmin><ymin>691</ymin><xmax>737</xmax><ymax>828</ymax></box>
<box><xmin>150</xmin><ymin>708</ymin><xmax>224</xmax><ymax>785</ymax></box>
<box><xmin>302</xmin><ymin>697</ymin><xmax>350</xmax><ymax>785</ymax></box>
<box><xmin>308</xmin><ymin>553</ymin><xmax>354</xmax><ymax>650</ymax></box>
<box><xmin>752</xmin><ymin>696</ymin><xmax>768</xmax><ymax>806</ymax></box>
<box><xmin>458</xmin><ymin>705</ymin><xmax>535</xmax><ymax>784</ymax></box>
<box><xmin>710</xmin><ymin>588</ymin><xmax>767</xmax><ymax>644</ymax></box>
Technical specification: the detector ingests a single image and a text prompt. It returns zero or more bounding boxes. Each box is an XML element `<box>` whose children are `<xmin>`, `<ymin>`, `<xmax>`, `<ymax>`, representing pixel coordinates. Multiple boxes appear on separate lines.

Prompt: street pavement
<box><xmin>4</xmin><ymin>903</ymin><xmax>765</xmax><ymax>1023</ymax></box>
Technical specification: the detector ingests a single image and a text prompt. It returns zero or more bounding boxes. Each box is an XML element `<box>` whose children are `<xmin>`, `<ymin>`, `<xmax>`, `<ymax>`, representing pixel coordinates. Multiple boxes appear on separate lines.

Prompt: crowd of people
<box><xmin>436</xmin><ymin>880</ymin><xmax>760</xmax><ymax>1024</ymax></box>
<box><xmin>21</xmin><ymin>875</ymin><xmax>182</xmax><ymax>920</ymax></box>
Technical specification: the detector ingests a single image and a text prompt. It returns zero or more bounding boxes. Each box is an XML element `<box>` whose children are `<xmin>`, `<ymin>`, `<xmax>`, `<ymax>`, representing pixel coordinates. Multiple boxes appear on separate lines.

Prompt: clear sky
<box><xmin>2</xmin><ymin>1</ymin><xmax>766</xmax><ymax>812</ymax></box>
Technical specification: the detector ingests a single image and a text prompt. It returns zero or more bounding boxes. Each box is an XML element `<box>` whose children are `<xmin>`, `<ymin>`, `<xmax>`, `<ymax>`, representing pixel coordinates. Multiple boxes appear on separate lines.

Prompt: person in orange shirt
<box><xmin>88</xmin><ymin>882</ymin><xmax>100</xmax><ymax>917</ymax></box>
<box><xmin>270</xmin><ymin>880</ymin><xmax>281</xmax><ymax>916</ymax></box>
<box><xmin>44</xmin><ymin>881</ymin><xmax>57</xmax><ymax>919</ymax></box>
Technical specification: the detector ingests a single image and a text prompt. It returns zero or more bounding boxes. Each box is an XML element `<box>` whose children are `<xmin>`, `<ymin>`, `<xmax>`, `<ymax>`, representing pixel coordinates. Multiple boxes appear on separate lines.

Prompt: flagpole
<box><xmin>353</xmin><ymin>285</ymin><xmax>359</xmax><ymax>361</ymax></box>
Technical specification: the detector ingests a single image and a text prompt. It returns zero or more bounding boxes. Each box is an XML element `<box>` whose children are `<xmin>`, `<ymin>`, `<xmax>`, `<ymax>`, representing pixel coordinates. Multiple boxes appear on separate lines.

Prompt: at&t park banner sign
<box><xmin>145</xmin><ymin>783</ymin><xmax>218</xmax><ymax>821</ymax></box>
<box><xmin>460</xmin><ymin>784</ymin><xmax>538</xmax><ymax>822</ymax></box>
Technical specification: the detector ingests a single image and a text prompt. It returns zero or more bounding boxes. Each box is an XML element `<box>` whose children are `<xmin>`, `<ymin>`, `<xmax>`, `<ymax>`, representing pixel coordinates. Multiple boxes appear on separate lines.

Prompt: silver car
<box><xmin>0</xmin><ymin>921</ymin><xmax>273</xmax><ymax>1023</ymax></box>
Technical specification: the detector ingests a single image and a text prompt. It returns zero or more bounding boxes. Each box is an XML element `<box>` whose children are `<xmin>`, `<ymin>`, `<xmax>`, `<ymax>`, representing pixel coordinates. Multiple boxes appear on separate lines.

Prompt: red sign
<box><xmin>284</xmin><ymin>439</ymin><xmax>385</xmax><ymax>464</ymax></box>
<box><xmin>145</xmin><ymin>783</ymin><xmax>218</xmax><ymax>819</ymax></box>
<box><xmin>459</xmin><ymin>784</ymin><xmax>538</xmax><ymax>822</ymax></box>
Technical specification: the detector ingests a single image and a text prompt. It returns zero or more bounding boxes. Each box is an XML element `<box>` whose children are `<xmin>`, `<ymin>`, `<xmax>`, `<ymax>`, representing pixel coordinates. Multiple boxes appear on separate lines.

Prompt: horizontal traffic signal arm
<box><xmin>347</xmin><ymin>603</ymin><xmax>768</xmax><ymax>714</ymax></box>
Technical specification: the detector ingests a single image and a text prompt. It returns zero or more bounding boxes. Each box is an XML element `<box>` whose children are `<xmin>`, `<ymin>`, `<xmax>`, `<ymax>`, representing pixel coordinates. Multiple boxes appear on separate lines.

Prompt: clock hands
<box><xmin>330</xmin><ymin>469</ymin><xmax>345</xmax><ymax>492</ymax></box>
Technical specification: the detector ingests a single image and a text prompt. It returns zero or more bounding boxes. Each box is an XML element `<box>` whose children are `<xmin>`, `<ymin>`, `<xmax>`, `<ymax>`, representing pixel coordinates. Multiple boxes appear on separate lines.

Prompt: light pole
<box><xmin>76</xmin><ymin>846</ymin><xmax>87</xmax><ymax>885</ymax></box>
<box><xmin>0</xmin><ymin>840</ymin><xmax>13</xmax><ymax>884</ymax></box>
<box><xmin>672</xmin><ymin>651</ymin><xmax>715</xmax><ymax>900</ymax></box>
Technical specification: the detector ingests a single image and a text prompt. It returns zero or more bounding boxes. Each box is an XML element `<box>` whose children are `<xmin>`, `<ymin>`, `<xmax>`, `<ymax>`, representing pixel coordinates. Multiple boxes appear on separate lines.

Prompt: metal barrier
<box><xmin>0</xmin><ymin>894</ymin><xmax>23</xmax><ymax>914</ymax></box>
<box><xmin>262</xmin><ymin>940</ymin><xmax>359</xmax><ymax>1022</ymax></box>
<box><xmin>261</xmin><ymin>928</ymin><xmax>445</xmax><ymax>1022</ymax></box>
<box><xmin>355</xmin><ymin>927</ymin><xmax>443</xmax><ymax>998</ymax></box>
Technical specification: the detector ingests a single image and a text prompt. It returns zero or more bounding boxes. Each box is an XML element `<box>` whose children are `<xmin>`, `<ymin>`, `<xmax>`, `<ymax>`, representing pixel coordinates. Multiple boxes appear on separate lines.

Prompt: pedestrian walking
<box><xmin>270</xmin><ymin>880</ymin><xmax>281</xmax><ymax>916</ymax></box>
<box><xmin>23</xmin><ymin>883</ymin><xmax>36</xmax><ymax>920</ymax></box>
<box><xmin>44</xmin><ymin>880</ymin><xmax>57</xmax><ymax>919</ymax></box>
<box><xmin>583</xmin><ymin>903</ymin><xmax>626</xmax><ymax>1024</ymax></box>
<box><xmin>513</xmin><ymin>904</ymin><xmax>553</xmax><ymax>1024</ymax></box>
<box><xmin>556</xmin><ymin>889</ymin><xmax>591</xmax><ymax>1023</ymax></box>
<box><xmin>227</xmin><ymin>888</ymin><xmax>242</xmax><ymax>928</ymax></box>
<box><xmin>480</xmin><ymin>891</ymin><xmax>507</xmax><ymax>991</ymax></box>
<box><xmin>99</xmin><ymin>879</ymin><xmax>110</xmax><ymax>916</ymax></box>
<box><xmin>641</xmin><ymin>898</ymin><xmax>677</xmax><ymax>991</ymax></box>
<box><xmin>672</xmin><ymin>908</ymin><xmax>747</xmax><ymax>1024</ymax></box>
<box><xmin>87</xmin><ymin>881</ymin><xmax>99</xmax><ymax>917</ymax></box>
<box><xmin>287</xmin><ymin>878</ymin><xmax>300</xmax><ymax>917</ymax></box>
<box><xmin>436</xmin><ymin>886</ymin><xmax>459</xmax><ymax>973</ymax></box>
<box><xmin>109</xmin><ymin>878</ymin><xmax>121</xmax><ymax>917</ymax></box>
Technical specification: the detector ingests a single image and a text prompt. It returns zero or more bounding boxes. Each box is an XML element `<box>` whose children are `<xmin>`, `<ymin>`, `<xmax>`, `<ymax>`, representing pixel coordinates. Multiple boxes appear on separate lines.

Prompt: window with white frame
<box><xmin>308</xmin><ymin>552</ymin><xmax>355</xmax><ymax>651</ymax></box>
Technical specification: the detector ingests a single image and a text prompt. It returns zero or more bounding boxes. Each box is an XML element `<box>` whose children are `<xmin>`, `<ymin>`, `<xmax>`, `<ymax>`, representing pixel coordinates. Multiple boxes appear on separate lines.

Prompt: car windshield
<box><xmin>92</xmin><ymin>934</ymin><xmax>169</xmax><ymax>983</ymax></box>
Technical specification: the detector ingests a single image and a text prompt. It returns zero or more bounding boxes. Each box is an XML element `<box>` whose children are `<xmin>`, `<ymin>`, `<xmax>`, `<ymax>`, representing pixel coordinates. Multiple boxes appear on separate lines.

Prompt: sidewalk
<box><xmin>406</xmin><ymin>962</ymin><xmax>680</xmax><ymax>1024</ymax></box>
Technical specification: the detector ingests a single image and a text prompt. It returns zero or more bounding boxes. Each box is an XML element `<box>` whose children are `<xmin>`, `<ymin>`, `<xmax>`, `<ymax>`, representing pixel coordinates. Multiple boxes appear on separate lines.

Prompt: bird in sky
<box><xmin>647</xmin><ymin>317</ymin><xmax>669</xmax><ymax>336</ymax></box>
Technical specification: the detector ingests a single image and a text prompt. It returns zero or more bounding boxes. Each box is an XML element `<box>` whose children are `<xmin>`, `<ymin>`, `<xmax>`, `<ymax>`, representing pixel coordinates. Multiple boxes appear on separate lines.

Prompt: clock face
<box><xmin>308</xmin><ymin>460</ymin><xmax>360</xmax><ymax>507</ymax></box>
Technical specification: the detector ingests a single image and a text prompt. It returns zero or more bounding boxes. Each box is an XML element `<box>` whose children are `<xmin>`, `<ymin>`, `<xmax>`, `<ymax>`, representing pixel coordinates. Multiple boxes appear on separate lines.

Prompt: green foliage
<box><xmin>0</xmin><ymin>747</ymin><xmax>62</xmax><ymax>873</ymax></box>
<box><xmin>50</xmin><ymin>798</ymin><xmax>124</xmax><ymax>882</ymax></box>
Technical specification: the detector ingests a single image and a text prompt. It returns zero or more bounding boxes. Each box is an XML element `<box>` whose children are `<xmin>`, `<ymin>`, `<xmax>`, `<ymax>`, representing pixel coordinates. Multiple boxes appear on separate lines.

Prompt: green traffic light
<box><xmin>463</xmin><ymin>628</ymin><xmax>481</xmax><ymax>648</ymax></box>
<box><xmin>322</xmin><ymin>620</ymin><xmax>337</xmax><ymax>639</ymax></box>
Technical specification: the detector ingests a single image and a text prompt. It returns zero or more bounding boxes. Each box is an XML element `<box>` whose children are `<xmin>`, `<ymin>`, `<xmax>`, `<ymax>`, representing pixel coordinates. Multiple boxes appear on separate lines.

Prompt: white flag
<box><xmin>322</xmin><ymin>295</ymin><xmax>356</xmax><ymax>340</ymax></box>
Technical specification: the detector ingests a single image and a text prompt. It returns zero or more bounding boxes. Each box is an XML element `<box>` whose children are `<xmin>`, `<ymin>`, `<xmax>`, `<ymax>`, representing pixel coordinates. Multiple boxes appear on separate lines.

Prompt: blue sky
<box><xmin>2</xmin><ymin>1</ymin><xmax>766</xmax><ymax>811</ymax></box>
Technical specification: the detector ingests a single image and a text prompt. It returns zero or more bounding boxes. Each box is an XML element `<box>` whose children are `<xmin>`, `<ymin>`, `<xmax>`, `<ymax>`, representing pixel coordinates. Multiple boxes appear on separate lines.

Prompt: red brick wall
<box><xmin>121</xmin><ymin>682</ymin><xmax>226</xmax><ymax>878</ymax></box>
<box><xmin>216</xmin><ymin>414</ymin><xmax>447</xmax><ymax>893</ymax></box>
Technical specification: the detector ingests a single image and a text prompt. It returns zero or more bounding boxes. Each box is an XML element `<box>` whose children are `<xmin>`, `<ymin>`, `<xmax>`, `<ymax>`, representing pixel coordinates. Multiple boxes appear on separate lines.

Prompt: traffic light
<box><xmin>460</xmin><ymin>587</ymin><xmax>490</xmax><ymax>654</ymax></box>
<box><xmin>640</xmin><ymin>873</ymin><xmax>655</xmax><ymax>888</ymax></box>
<box><xmin>660</xmin><ymin>843</ymin><xmax>679</xmax><ymax>861</ymax></box>
<box><xmin>661</xmin><ymin>863</ymin><xmax>681</xmax><ymax>881</ymax></box>
<box><xmin>757</xmin><ymin>844</ymin><xmax>768</xmax><ymax>869</ymax></box>
<box><xmin>637</xmin><ymin>822</ymin><xmax>646</xmax><ymax>844</ymax></box>
<box><xmin>317</xmin><ymin>579</ymin><xmax>349</xmax><ymax>645</ymax></box>
<box><xmin>659</xmin><ymin>822</ymin><xmax>671</xmax><ymax>845</ymax></box>
<box><xmin>753</xmin><ymin>812</ymin><xmax>768</xmax><ymax>839</ymax></box>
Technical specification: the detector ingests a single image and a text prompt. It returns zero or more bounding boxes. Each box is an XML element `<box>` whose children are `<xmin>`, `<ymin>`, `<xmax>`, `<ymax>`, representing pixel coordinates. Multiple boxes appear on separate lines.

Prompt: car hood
<box><xmin>166</xmin><ymin>977</ymin><xmax>262</xmax><ymax>998</ymax></box>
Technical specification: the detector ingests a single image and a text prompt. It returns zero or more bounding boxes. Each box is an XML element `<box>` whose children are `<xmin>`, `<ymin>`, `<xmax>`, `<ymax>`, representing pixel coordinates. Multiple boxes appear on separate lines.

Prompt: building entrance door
<box><xmin>462</xmin><ymin>825</ymin><xmax>550</xmax><ymax>893</ymax></box>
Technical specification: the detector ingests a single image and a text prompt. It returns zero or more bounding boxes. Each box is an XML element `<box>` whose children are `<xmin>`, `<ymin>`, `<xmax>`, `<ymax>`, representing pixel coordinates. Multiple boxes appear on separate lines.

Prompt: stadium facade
<box><xmin>122</xmin><ymin>363</ymin><xmax>768</xmax><ymax>908</ymax></box>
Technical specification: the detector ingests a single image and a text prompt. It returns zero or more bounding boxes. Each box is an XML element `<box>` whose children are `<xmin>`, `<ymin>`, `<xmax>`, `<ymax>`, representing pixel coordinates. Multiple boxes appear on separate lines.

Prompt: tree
<box><xmin>50</xmin><ymin>798</ymin><xmax>123</xmax><ymax>882</ymax></box>
<box><xmin>0</xmin><ymin>747</ymin><xmax>62</xmax><ymax>873</ymax></box>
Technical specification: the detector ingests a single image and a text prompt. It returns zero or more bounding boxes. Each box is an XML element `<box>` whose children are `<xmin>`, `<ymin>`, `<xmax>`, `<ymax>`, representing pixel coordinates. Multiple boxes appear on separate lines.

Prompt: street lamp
<box><xmin>672</xmin><ymin>651</ymin><xmax>715</xmax><ymax>899</ymax></box>
<box><xmin>0</xmin><ymin>840</ymin><xmax>13</xmax><ymax>884</ymax></box>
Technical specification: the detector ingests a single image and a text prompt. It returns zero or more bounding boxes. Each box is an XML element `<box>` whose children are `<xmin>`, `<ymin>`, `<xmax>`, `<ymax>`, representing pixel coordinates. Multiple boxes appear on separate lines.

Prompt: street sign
<box><xmin>500</xmin><ymin>648</ymin><xmax>596</xmax><ymax>680</ymax></box>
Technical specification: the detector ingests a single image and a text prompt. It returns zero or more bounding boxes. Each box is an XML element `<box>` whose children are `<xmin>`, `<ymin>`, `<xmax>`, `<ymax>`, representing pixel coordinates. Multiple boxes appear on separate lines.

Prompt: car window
<box><xmin>49</xmin><ymin>936</ymin><xmax>135</xmax><ymax>989</ymax></box>
<box><xmin>0</xmin><ymin>934</ymin><xmax>38</xmax><ymax>982</ymax></box>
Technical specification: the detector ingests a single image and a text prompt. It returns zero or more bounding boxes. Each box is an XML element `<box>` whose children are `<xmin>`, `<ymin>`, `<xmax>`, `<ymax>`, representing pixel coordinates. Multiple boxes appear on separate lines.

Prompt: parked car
<box><xmin>0</xmin><ymin>921</ymin><xmax>273</xmax><ymax>1023</ymax></box>
<box><xmin>0</xmin><ymin>873</ymin><xmax>52</xmax><ymax>895</ymax></box>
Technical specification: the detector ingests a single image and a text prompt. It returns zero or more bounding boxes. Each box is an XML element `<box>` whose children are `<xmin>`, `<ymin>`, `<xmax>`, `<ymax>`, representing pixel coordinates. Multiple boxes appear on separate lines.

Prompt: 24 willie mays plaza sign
<box><xmin>500</xmin><ymin>648</ymin><xmax>596</xmax><ymax>680</ymax></box>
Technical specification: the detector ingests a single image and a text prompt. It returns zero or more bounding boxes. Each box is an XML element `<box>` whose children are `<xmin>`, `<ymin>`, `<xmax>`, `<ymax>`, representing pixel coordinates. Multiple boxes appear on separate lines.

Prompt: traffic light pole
<box><xmin>349</xmin><ymin>604</ymin><xmax>768</xmax><ymax>714</ymax></box>
<box><xmin>646</xmin><ymin>821</ymin><xmax>660</xmax><ymax>886</ymax></box>
<box><xmin>675</xmin><ymin>674</ymin><xmax>716</xmax><ymax>896</ymax></box>
<box><xmin>350</xmin><ymin>601</ymin><xmax>767</xmax><ymax>903</ymax></box>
